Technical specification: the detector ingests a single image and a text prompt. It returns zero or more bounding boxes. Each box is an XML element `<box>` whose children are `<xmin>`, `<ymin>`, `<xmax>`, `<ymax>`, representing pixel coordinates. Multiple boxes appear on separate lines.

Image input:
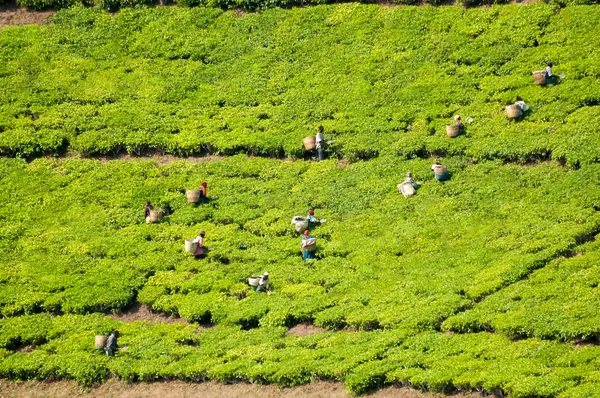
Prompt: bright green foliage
<box><xmin>1</xmin><ymin>5</ymin><xmax>600</xmax><ymax>164</ymax></box>
<box><xmin>1</xmin><ymin>156</ymin><xmax>600</xmax><ymax>395</ymax></box>
<box><xmin>3</xmin><ymin>4</ymin><xmax>600</xmax><ymax>397</ymax></box>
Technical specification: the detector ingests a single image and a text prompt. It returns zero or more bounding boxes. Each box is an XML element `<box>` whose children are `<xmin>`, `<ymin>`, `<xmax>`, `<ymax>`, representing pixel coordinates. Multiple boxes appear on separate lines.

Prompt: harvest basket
<box><xmin>399</xmin><ymin>182</ymin><xmax>415</xmax><ymax>197</ymax></box>
<box><xmin>248</xmin><ymin>277</ymin><xmax>260</xmax><ymax>286</ymax></box>
<box><xmin>184</xmin><ymin>239</ymin><xmax>198</xmax><ymax>253</ymax></box>
<box><xmin>95</xmin><ymin>335</ymin><xmax>107</xmax><ymax>350</ymax></box>
<box><xmin>533</xmin><ymin>70</ymin><xmax>547</xmax><ymax>85</ymax></box>
<box><xmin>433</xmin><ymin>166</ymin><xmax>448</xmax><ymax>176</ymax></box>
<box><xmin>446</xmin><ymin>124</ymin><xmax>460</xmax><ymax>138</ymax></box>
<box><xmin>303</xmin><ymin>136</ymin><xmax>316</xmax><ymax>151</ymax></box>
<box><xmin>295</xmin><ymin>219</ymin><xmax>309</xmax><ymax>233</ymax></box>
<box><xmin>302</xmin><ymin>237</ymin><xmax>317</xmax><ymax>252</ymax></box>
<box><xmin>149</xmin><ymin>209</ymin><xmax>163</xmax><ymax>223</ymax></box>
<box><xmin>506</xmin><ymin>104</ymin><xmax>521</xmax><ymax>119</ymax></box>
<box><xmin>186</xmin><ymin>189</ymin><xmax>201</xmax><ymax>203</ymax></box>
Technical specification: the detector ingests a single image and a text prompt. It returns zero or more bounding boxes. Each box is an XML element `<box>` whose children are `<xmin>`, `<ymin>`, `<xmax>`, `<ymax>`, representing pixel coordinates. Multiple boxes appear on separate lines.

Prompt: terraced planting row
<box><xmin>1</xmin><ymin>5</ymin><xmax>599</xmax><ymax>165</ymax></box>
<box><xmin>1</xmin><ymin>156</ymin><xmax>600</xmax><ymax>396</ymax></box>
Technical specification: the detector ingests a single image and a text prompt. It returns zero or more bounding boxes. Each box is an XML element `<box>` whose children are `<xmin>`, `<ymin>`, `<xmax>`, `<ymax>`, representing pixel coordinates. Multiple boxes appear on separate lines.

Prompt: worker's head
<box><xmin>547</xmin><ymin>61</ymin><xmax>553</xmax><ymax>67</ymax></box>
<box><xmin>112</xmin><ymin>330</ymin><xmax>119</xmax><ymax>337</ymax></box>
<box><xmin>304</xmin><ymin>230</ymin><xmax>310</xmax><ymax>237</ymax></box>
<box><xmin>199</xmin><ymin>230</ymin><xmax>205</xmax><ymax>236</ymax></box>
<box><xmin>145</xmin><ymin>200</ymin><xmax>151</xmax><ymax>206</ymax></box>
<box><xmin>309</xmin><ymin>210</ymin><xmax>314</xmax><ymax>216</ymax></box>
<box><xmin>454</xmin><ymin>115</ymin><xmax>461</xmax><ymax>121</ymax></box>
<box><xmin>263</xmin><ymin>272</ymin><xmax>269</xmax><ymax>276</ymax></box>
<box><xmin>406</xmin><ymin>172</ymin><xmax>412</xmax><ymax>177</ymax></box>
<box><xmin>435</xmin><ymin>159</ymin><xmax>441</xmax><ymax>165</ymax></box>
<box><xmin>318</xmin><ymin>125</ymin><xmax>324</xmax><ymax>133</ymax></box>
<box><xmin>516</xmin><ymin>96</ymin><xmax>523</xmax><ymax>102</ymax></box>
<box><xmin>201</xmin><ymin>182</ymin><xmax>207</xmax><ymax>187</ymax></box>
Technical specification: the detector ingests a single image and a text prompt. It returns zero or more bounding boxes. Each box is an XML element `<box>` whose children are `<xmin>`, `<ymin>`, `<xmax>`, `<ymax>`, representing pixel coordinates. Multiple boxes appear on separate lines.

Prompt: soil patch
<box><xmin>108</xmin><ymin>303</ymin><xmax>189</xmax><ymax>325</ymax></box>
<box><xmin>286</xmin><ymin>323</ymin><xmax>325</xmax><ymax>337</ymax></box>
<box><xmin>0</xmin><ymin>7</ymin><xmax>54</xmax><ymax>29</ymax></box>
<box><xmin>95</xmin><ymin>153</ymin><xmax>225</xmax><ymax>165</ymax></box>
<box><xmin>0</xmin><ymin>379</ymin><xmax>484</xmax><ymax>398</ymax></box>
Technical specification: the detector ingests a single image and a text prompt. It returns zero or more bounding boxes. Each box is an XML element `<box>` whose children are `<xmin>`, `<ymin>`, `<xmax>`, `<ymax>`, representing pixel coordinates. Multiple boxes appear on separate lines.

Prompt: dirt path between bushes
<box><xmin>0</xmin><ymin>6</ymin><xmax>53</xmax><ymax>29</ymax></box>
<box><xmin>0</xmin><ymin>379</ymin><xmax>483</xmax><ymax>398</ymax></box>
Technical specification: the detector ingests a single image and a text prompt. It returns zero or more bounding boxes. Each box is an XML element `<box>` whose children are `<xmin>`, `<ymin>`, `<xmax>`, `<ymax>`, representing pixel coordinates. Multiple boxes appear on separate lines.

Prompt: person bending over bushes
<box><xmin>105</xmin><ymin>330</ymin><xmax>119</xmax><ymax>357</ymax></box>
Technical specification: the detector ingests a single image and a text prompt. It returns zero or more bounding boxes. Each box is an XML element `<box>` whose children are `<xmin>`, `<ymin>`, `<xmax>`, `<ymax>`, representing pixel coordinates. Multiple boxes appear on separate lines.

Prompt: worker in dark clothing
<box><xmin>200</xmin><ymin>182</ymin><xmax>208</xmax><ymax>203</ymax></box>
<box><xmin>105</xmin><ymin>330</ymin><xmax>119</xmax><ymax>357</ymax></box>
<box><xmin>144</xmin><ymin>201</ymin><xmax>154</xmax><ymax>223</ymax></box>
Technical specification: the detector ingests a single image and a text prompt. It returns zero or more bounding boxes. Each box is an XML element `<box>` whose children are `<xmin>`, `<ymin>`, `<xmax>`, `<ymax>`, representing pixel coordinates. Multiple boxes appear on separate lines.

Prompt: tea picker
<box><xmin>398</xmin><ymin>172</ymin><xmax>419</xmax><ymax>198</ymax></box>
<box><xmin>431</xmin><ymin>160</ymin><xmax>450</xmax><ymax>182</ymax></box>
<box><xmin>515</xmin><ymin>96</ymin><xmax>529</xmax><ymax>121</ymax></box>
<box><xmin>145</xmin><ymin>200</ymin><xmax>164</xmax><ymax>223</ymax></box>
<box><xmin>316</xmin><ymin>126</ymin><xmax>326</xmax><ymax>161</ymax></box>
<box><xmin>192</xmin><ymin>230</ymin><xmax>206</xmax><ymax>259</ymax></box>
<box><xmin>301</xmin><ymin>230</ymin><xmax>317</xmax><ymax>260</ymax></box>
<box><xmin>105</xmin><ymin>330</ymin><xmax>119</xmax><ymax>357</ymax></box>
<box><xmin>307</xmin><ymin>209</ymin><xmax>326</xmax><ymax>228</ymax></box>
<box><xmin>248</xmin><ymin>272</ymin><xmax>273</xmax><ymax>295</ymax></box>
<box><xmin>144</xmin><ymin>200</ymin><xmax>153</xmax><ymax>223</ymax></box>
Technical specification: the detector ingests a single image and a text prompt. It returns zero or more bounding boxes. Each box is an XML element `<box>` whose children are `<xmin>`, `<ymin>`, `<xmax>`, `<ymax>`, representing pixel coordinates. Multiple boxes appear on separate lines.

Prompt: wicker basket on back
<box><xmin>184</xmin><ymin>239</ymin><xmax>198</xmax><ymax>253</ymax></box>
<box><xmin>186</xmin><ymin>189</ymin><xmax>201</xmax><ymax>203</ymax></box>
<box><xmin>506</xmin><ymin>104</ymin><xmax>521</xmax><ymax>119</ymax></box>
<box><xmin>446</xmin><ymin>124</ymin><xmax>460</xmax><ymax>138</ymax></box>
<box><xmin>95</xmin><ymin>335</ymin><xmax>107</xmax><ymax>350</ymax></box>
<box><xmin>434</xmin><ymin>166</ymin><xmax>448</xmax><ymax>176</ymax></box>
<box><xmin>303</xmin><ymin>136</ymin><xmax>316</xmax><ymax>151</ymax></box>
<box><xmin>149</xmin><ymin>209</ymin><xmax>163</xmax><ymax>223</ymax></box>
<box><xmin>533</xmin><ymin>70</ymin><xmax>547</xmax><ymax>85</ymax></box>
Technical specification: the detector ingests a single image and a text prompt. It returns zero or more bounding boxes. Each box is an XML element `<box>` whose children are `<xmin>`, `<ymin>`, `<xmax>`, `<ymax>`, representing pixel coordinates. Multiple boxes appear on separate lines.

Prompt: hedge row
<box><xmin>14</xmin><ymin>0</ymin><xmax>600</xmax><ymax>12</ymax></box>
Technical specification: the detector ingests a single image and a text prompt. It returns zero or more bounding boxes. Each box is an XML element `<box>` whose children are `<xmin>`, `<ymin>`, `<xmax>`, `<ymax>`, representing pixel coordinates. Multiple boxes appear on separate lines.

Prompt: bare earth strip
<box><xmin>0</xmin><ymin>380</ymin><xmax>483</xmax><ymax>398</ymax></box>
<box><xmin>0</xmin><ymin>7</ymin><xmax>54</xmax><ymax>29</ymax></box>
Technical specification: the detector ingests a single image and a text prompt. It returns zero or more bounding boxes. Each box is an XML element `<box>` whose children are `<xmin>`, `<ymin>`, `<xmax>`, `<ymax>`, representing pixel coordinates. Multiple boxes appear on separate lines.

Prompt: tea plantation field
<box><xmin>2</xmin><ymin>3</ymin><xmax>600</xmax><ymax>397</ymax></box>
<box><xmin>1</xmin><ymin>4</ymin><xmax>600</xmax><ymax>164</ymax></box>
<box><xmin>1</xmin><ymin>155</ymin><xmax>600</xmax><ymax>396</ymax></box>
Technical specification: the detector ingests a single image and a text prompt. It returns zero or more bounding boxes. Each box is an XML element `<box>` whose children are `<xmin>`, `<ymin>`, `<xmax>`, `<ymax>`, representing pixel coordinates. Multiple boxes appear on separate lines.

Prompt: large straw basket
<box><xmin>295</xmin><ymin>219</ymin><xmax>309</xmax><ymax>233</ymax></box>
<box><xmin>533</xmin><ymin>70</ymin><xmax>547</xmax><ymax>85</ymax></box>
<box><xmin>149</xmin><ymin>209</ymin><xmax>163</xmax><ymax>223</ymax></box>
<box><xmin>186</xmin><ymin>189</ymin><xmax>201</xmax><ymax>203</ymax></box>
<box><xmin>184</xmin><ymin>239</ymin><xmax>198</xmax><ymax>253</ymax></box>
<box><xmin>446</xmin><ymin>124</ymin><xmax>460</xmax><ymax>138</ymax></box>
<box><xmin>95</xmin><ymin>335</ymin><xmax>107</xmax><ymax>350</ymax></box>
<box><xmin>303</xmin><ymin>136</ymin><xmax>316</xmax><ymax>151</ymax></box>
<box><xmin>433</xmin><ymin>166</ymin><xmax>448</xmax><ymax>176</ymax></box>
<box><xmin>506</xmin><ymin>104</ymin><xmax>521</xmax><ymax>119</ymax></box>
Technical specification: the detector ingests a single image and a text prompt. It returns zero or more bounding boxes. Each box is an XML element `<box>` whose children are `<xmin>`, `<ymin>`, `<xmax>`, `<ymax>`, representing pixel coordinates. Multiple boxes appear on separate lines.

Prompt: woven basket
<box><xmin>303</xmin><ymin>136</ymin><xmax>316</xmax><ymax>151</ymax></box>
<box><xmin>399</xmin><ymin>182</ymin><xmax>416</xmax><ymax>197</ymax></box>
<box><xmin>184</xmin><ymin>239</ymin><xmax>198</xmax><ymax>253</ymax></box>
<box><xmin>295</xmin><ymin>219</ymin><xmax>309</xmax><ymax>233</ymax></box>
<box><xmin>95</xmin><ymin>335</ymin><xmax>107</xmax><ymax>350</ymax></box>
<box><xmin>446</xmin><ymin>124</ymin><xmax>460</xmax><ymax>138</ymax></box>
<box><xmin>433</xmin><ymin>166</ymin><xmax>448</xmax><ymax>176</ymax></box>
<box><xmin>302</xmin><ymin>237</ymin><xmax>317</xmax><ymax>252</ymax></box>
<box><xmin>506</xmin><ymin>104</ymin><xmax>521</xmax><ymax>119</ymax></box>
<box><xmin>149</xmin><ymin>209</ymin><xmax>163</xmax><ymax>223</ymax></box>
<box><xmin>533</xmin><ymin>70</ymin><xmax>547</xmax><ymax>85</ymax></box>
<box><xmin>186</xmin><ymin>189</ymin><xmax>201</xmax><ymax>203</ymax></box>
<box><xmin>248</xmin><ymin>277</ymin><xmax>260</xmax><ymax>287</ymax></box>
